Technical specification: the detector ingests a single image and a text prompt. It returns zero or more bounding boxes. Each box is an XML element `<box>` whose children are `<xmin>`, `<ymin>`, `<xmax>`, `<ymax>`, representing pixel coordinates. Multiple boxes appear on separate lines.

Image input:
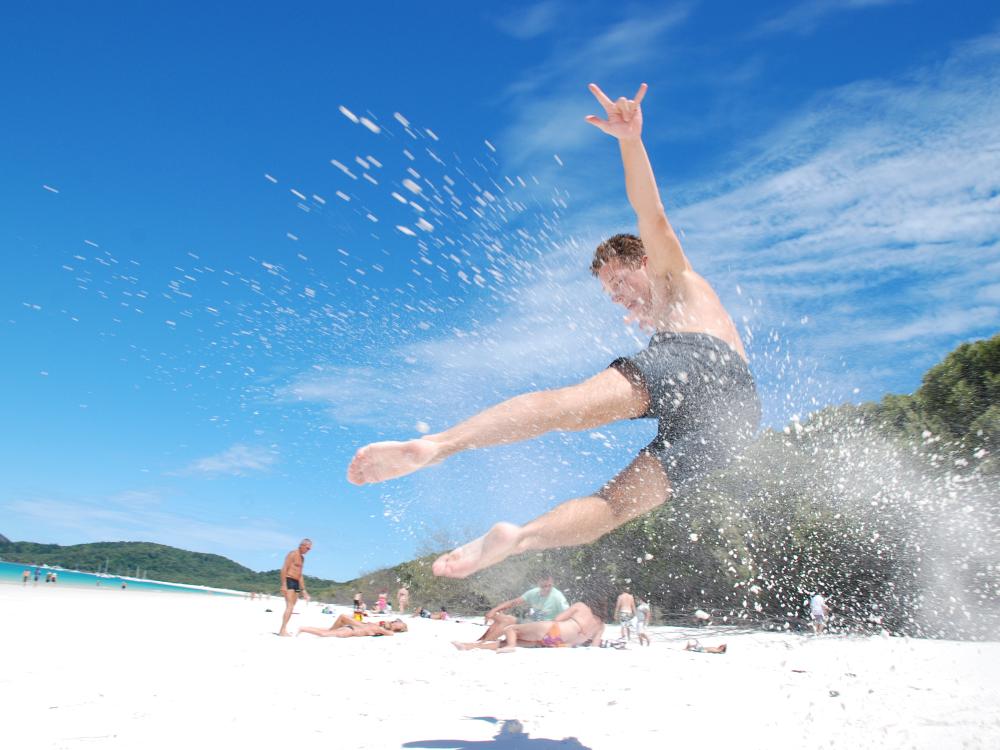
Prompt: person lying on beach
<box><xmin>298</xmin><ymin>615</ymin><xmax>408</xmax><ymax>638</ymax></box>
<box><xmin>685</xmin><ymin>640</ymin><xmax>726</xmax><ymax>654</ymax></box>
<box><xmin>347</xmin><ymin>82</ymin><xmax>760</xmax><ymax>581</ymax></box>
<box><xmin>453</xmin><ymin>603</ymin><xmax>605</xmax><ymax>653</ymax></box>
<box><xmin>413</xmin><ymin>606</ymin><xmax>450</xmax><ymax>620</ymax></box>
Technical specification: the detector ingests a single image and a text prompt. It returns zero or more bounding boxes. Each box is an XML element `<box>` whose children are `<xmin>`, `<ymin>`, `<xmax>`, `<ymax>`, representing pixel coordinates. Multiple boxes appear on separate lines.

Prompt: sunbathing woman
<box><xmin>298</xmin><ymin>615</ymin><xmax>407</xmax><ymax>638</ymax></box>
<box><xmin>453</xmin><ymin>602</ymin><xmax>605</xmax><ymax>653</ymax></box>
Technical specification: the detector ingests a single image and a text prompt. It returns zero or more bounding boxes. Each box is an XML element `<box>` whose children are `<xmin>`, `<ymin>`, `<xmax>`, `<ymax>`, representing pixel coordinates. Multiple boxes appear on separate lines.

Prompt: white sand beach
<box><xmin>2</xmin><ymin>584</ymin><xmax>998</xmax><ymax>749</ymax></box>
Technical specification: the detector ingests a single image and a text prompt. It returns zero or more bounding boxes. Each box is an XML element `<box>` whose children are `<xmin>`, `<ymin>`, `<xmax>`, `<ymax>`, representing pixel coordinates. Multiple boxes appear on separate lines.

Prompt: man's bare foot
<box><xmin>432</xmin><ymin>522</ymin><xmax>523</xmax><ymax>578</ymax></box>
<box><xmin>278</xmin><ymin>631</ymin><xmax>291</xmax><ymax>637</ymax></box>
<box><xmin>347</xmin><ymin>439</ymin><xmax>441</xmax><ymax>485</ymax></box>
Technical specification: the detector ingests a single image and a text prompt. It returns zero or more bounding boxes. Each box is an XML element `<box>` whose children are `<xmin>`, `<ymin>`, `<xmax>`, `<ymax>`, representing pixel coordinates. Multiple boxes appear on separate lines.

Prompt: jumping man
<box><xmin>348</xmin><ymin>83</ymin><xmax>760</xmax><ymax>578</ymax></box>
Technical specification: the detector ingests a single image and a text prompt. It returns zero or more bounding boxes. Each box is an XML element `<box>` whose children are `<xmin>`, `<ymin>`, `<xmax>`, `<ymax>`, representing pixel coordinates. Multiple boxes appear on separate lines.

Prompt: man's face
<box><xmin>299</xmin><ymin>542</ymin><xmax>312</xmax><ymax>554</ymax></box>
<box><xmin>597</xmin><ymin>259</ymin><xmax>652</xmax><ymax>322</ymax></box>
<box><xmin>538</xmin><ymin>577</ymin><xmax>554</xmax><ymax>593</ymax></box>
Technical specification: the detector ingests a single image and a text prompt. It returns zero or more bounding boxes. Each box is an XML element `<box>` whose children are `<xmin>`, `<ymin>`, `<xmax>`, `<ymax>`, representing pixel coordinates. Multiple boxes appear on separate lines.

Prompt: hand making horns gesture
<box><xmin>585</xmin><ymin>82</ymin><xmax>648</xmax><ymax>140</ymax></box>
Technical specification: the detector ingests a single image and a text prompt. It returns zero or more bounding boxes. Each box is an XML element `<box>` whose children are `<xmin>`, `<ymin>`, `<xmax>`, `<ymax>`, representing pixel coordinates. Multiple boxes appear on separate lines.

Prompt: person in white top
<box><xmin>809</xmin><ymin>592</ymin><xmax>831</xmax><ymax>634</ymax></box>
<box><xmin>636</xmin><ymin>597</ymin><xmax>651</xmax><ymax>646</ymax></box>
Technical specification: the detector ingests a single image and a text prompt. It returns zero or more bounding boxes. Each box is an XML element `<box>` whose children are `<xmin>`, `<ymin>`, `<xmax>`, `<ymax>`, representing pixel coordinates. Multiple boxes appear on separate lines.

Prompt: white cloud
<box><xmin>492</xmin><ymin>0</ymin><xmax>562</xmax><ymax>40</ymax></box>
<box><xmin>754</xmin><ymin>0</ymin><xmax>908</xmax><ymax>37</ymax></box>
<box><xmin>494</xmin><ymin>7</ymin><xmax>691</xmax><ymax>169</ymax></box>
<box><xmin>182</xmin><ymin>444</ymin><xmax>277</xmax><ymax>477</ymax></box>
<box><xmin>3</xmin><ymin>496</ymin><xmax>298</xmax><ymax>558</ymax></box>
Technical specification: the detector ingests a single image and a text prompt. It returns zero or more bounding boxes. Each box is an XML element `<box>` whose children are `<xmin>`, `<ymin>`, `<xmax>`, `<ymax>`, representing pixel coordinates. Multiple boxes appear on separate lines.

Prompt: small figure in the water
<box><xmin>348</xmin><ymin>82</ymin><xmax>760</xmax><ymax>578</ymax></box>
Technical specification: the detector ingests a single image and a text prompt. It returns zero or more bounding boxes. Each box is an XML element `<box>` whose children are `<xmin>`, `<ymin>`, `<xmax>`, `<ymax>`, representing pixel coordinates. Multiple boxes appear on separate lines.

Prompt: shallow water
<box><xmin>0</xmin><ymin>560</ymin><xmax>239</xmax><ymax>596</ymax></box>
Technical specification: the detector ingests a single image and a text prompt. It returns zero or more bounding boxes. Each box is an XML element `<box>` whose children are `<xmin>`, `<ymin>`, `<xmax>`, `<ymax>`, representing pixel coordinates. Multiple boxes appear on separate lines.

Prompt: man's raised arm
<box><xmin>586</xmin><ymin>82</ymin><xmax>690</xmax><ymax>278</ymax></box>
<box><xmin>487</xmin><ymin>596</ymin><xmax>524</xmax><ymax>620</ymax></box>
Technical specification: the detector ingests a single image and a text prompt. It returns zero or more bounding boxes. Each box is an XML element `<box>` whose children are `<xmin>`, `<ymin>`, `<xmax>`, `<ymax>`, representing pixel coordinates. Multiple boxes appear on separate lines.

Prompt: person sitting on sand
<box><xmin>454</xmin><ymin>602</ymin><xmax>605</xmax><ymax>653</ymax></box>
<box><xmin>478</xmin><ymin>573</ymin><xmax>569</xmax><ymax>642</ymax></box>
<box><xmin>685</xmin><ymin>640</ymin><xmax>726</xmax><ymax>654</ymax></box>
<box><xmin>298</xmin><ymin>614</ymin><xmax>408</xmax><ymax>638</ymax></box>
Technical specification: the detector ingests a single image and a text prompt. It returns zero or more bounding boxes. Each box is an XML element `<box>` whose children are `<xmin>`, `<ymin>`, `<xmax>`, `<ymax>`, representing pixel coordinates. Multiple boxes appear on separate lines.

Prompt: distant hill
<box><xmin>0</xmin><ymin>540</ymin><xmax>340</xmax><ymax>593</ymax></box>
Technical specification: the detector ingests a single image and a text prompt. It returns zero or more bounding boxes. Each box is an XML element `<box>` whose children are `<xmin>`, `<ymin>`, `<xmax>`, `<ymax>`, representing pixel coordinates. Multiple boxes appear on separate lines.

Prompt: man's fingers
<box><xmin>588</xmin><ymin>82</ymin><xmax>615</xmax><ymax>111</ymax></box>
<box><xmin>616</xmin><ymin>96</ymin><xmax>633</xmax><ymax>122</ymax></box>
<box><xmin>584</xmin><ymin>114</ymin><xmax>610</xmax><ymax>133</ymax></box>
<box><xmin>633</xmin><ymin>83</ymin><xmax>648</xmax><ymax>106</ymax></box>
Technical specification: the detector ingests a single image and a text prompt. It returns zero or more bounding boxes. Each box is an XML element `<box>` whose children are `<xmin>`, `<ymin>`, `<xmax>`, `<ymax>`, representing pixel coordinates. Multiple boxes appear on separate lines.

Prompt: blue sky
<box><xmin>2</xmin><ymin>1</ymin><xmax>998</xmax><ymax>581</ymax></box>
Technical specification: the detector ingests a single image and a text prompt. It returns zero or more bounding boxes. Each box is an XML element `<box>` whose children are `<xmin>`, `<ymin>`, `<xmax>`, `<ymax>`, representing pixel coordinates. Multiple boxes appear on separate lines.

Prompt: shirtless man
<box><xmin>615</xmin><ymin>589</ymin><xmax>636</xmax><ymax>641</ymax></box>
<box><xmin>454</xmin><ymin>602</ymin><xmax>605</xmax><ymax>653</ymax></box>
<box><xmin>278</xmin><ymin>538</ymin><xmax>312</xmax><ymax>637</ymax></box>
<box><xmin>397</xmin><ymin>585</ymin><xmax>410</xmax><ymax>614</ymax></box>
<box><xmin>348</xmin><ymin>82</ymin><xmax>760</xmax><ymax>579</ymax></box>
<box><xmin>298</xmin><ymin>615</ymin><xmax>407</xmax><ymax>638</ymax></box>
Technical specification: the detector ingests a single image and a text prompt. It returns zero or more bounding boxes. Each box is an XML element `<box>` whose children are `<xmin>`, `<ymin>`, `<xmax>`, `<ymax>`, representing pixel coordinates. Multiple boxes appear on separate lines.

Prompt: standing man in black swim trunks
<box><xmin>347</xmin><ymin>82</ymin><xmax>760</xmax><ymax>579</ymax></box>
<box><xmin>278</xmin><ymin>538</ymin><xmax>312</xmax><ymax>637</ymax></box>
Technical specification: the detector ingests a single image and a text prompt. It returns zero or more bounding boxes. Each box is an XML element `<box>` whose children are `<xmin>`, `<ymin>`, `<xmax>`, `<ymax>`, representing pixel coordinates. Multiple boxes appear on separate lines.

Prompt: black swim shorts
<box><xmin>285</xmin><ymin>577</ymin><xmax>301</xmax><ymax>592</ymax></box>
<box><xmin>610</xmin><ymin>332</ymin><xmax>760</xmax><ymax>488</ymax></box>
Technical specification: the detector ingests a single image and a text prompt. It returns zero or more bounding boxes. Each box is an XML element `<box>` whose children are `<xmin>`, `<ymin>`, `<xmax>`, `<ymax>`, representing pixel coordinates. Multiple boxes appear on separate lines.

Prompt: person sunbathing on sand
<box><xmin>347</xmin><ymin>82</ymin><xmax>760</xmax><ymax>580</ymax></box>
<box><xmin>298</xmin><ymin>614</ymin><xmax>408</xmax><ymax>638</ymax></box>
<box><xmin>685</xmin><ymin>640</ymin><xmax>726</xmax><ymax>654</ymax></box>
<box><xmin>454</xmin><ymin>602</ymin><xmax>605</xmax><ymax>653</ymax></box>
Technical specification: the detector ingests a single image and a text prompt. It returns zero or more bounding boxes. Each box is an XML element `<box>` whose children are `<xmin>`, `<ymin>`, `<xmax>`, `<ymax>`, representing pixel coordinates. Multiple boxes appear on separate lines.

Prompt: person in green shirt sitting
<box><xmin>477</xmin><ymin>573</ymin><xmax>570</xmax><ymax>642</ymax></box>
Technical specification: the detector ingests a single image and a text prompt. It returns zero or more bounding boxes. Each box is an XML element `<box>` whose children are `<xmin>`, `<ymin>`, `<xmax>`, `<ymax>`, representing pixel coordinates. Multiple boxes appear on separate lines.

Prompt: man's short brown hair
<box><xmin>590</xmin><ymin>233</ymin><xmax>645</xmax><ymax>276</ymax></box>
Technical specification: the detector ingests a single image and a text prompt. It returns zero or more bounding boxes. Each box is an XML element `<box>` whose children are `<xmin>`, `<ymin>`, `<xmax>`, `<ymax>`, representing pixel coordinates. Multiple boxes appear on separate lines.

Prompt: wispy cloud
<box><xmin>754</xmin><ymin>0</ymin><xmax>908</xmax><ymax>37</ymax></box>
<box><xmin>491</xmin><ymin>0</ymin><xmax>562</xmax><ymax>40</ymax></box>
<box><xmin>3</xmin><ymin>495</ymin><xmax>298</xmax><ymax>559</ymax></box>
<box><xmin>181</xmin><ymin>444</ymin><xmax>278</xmax><ymax>477</ymax></box>
<box><xmin>494</xmin><ymin>6</ymin><xmax>692</xmax><ymax>168</ymax></box>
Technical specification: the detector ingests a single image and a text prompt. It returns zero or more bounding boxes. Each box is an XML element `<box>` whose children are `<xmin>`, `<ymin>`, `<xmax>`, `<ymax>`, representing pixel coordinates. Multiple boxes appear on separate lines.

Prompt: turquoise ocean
<box><xmin>0</xmin><ymin>559</ymin><xmax>240</xmax><ymax>596</ymax></box>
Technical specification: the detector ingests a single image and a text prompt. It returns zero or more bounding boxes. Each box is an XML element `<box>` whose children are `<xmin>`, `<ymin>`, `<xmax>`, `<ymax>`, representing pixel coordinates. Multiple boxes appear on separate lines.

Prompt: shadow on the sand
<box><xmin>403</xmin><ymin>717</ymin><xmax>591</xmax><ymax>748</ymax></box>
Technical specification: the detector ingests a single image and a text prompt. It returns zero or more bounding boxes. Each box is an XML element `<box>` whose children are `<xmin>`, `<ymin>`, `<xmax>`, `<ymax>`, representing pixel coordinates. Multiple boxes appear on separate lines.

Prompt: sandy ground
<box><xmin>2</xmin><ymin>584</ymin><xmax>998</xmax><ymax>749</ymax></box>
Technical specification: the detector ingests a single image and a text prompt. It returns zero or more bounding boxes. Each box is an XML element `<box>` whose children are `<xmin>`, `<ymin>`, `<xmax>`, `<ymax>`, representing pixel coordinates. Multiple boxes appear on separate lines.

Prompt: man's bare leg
<box><xmin>278</xmin><ymin>590</ymin><xmax>298</xmax><ymax>636</ymax></box>
<box><xmin>433</xmin><ymin>452</ymin><xmax>670</xmax><ymax>578</ymax></box>
<box><xmin>347</xmin><ymin>369</ymin><xmax>646</xmax><ymax>485</ymax></box>
<box><xmin>299</xmin><ymin>625</ymin><xmax>354</xmax><ymax>638</ymax></box>
<box><xmin>453</xmin><ymin>640</ymin><xmax>502</xmax><ymax>651</ymax></box>
<box><xmin>478</xmin><ymin>613</ymin><xmax>517</xmax><ymax>641</ymax></box>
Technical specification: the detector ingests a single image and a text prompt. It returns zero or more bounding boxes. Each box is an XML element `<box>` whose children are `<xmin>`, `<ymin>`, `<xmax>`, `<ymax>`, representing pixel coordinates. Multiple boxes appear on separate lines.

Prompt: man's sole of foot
<box><xmin>346</xmin><ymin>439</ymin><xmax>440</xmax><ymax>485</ymax></box>
<box><xmin>432</xmin><ymin>522</ymin><xmax>522</xmax><ymax>578</ymax></box>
